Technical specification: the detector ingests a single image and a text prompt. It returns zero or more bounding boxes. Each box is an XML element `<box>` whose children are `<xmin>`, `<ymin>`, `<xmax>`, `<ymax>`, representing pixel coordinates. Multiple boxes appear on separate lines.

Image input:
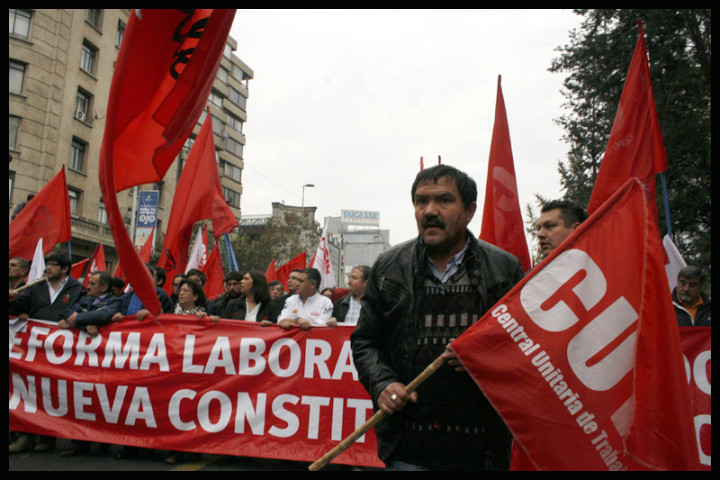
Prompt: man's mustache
<box><xmin>422</xmin><ymin>217</ymin><xmax>445</xmax><ymax>229</ymax></box>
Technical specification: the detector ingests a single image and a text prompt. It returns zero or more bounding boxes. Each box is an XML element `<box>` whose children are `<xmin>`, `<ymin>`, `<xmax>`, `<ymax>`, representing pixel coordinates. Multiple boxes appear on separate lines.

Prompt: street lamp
<box><xmin>301</xmin><ymin>183</ymin><xmax>315</xmax><ymax>217</ymax></box>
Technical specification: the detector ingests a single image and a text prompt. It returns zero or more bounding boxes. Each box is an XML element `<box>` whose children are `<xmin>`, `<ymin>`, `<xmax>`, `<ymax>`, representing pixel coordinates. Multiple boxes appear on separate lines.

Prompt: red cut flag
<box><xmin>588</xmin><ymin>21</ymin><xmax>667</xmax><ymax>215</ymax></box>
<box><xmin>451</xmin><ymin>178</ymin><xmax>699</xmax><ymax>470</ymax></box>
<box><xmin>83</xmin><ymin>244</ymin><xmax>107</xmax><ymax>287</ymax></box>
<box><xmin>99</xmin><ymin>9</ymin><xmax>235</xmax><ymax>314</ymax></box>
<box><xmin>70</xmin><ymin>258</ymin><xmax>91</xmax><ymax>280</ymax></box>
<box><xmin>479</xmin><ymin>76</ymin><xmax>531</xmax><ymax>272</ymax></box>
<box><xmin>157</xmin><ymin>112</ymin><xmax>239</xmax><ymax>295</ymax></box>
<box><xmin>202</xmin><ymin>242</ymin><xmax>225</xmax><ymax>301</ymax></box>
<box><xmin>265</xmin><ymin>259</ymin><xmax>277</xmax><ymax>283</ymax></box>
<box><xmin>9</xmin><ymin>166</ymin><xmax>71</xmax><ymax>261</ymax></box>
<box><xmin>276</xmin><ymin>252</ymin><xmax>306</xmax><ymax>291</ymax></box>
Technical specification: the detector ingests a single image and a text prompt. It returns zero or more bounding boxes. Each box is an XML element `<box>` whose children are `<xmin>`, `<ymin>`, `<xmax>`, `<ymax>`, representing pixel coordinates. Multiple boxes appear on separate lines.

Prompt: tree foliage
<box><xmin>546</xmin><ymin>9</ymin><xmax>711</xmax><ymax>281</ymax></box>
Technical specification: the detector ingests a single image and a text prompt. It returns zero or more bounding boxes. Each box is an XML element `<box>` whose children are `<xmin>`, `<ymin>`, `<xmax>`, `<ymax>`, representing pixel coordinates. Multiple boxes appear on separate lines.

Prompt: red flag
<box><xmin>157</xmin><ymin>112</ymin><xmax>239</xmax><ymax>295</ymax></box>
<box><xmin>265</xmin><ymin>259</ymin><xmax>277</xmax><ymax>283</ymax></box>
<box><xmin>70</xmin><ymin>258</ymin><xmax>90</xmax><ymax>280</ymax></box>
<box><xmin>9</xmin><ymin>166</ymin><xmax>71</xmax><ymax>261</ymax></box>
<box><xmin>451</xmin><ymin>178</ymin><xmax>699</xmax><ymax>470</ymax></box>
<box><xmin>479</xmin><ymin>76</ymin><xmax>531</xmax><ymax>272</ymax></box>
<box><xmin>83</xmin><ymin>244</ymin><xmax>107</xmax><ymax>287</ymax></box>
<box><xmin>114</xmin><ymin>228</ymin><xmax>155</xmax><ymax>280</ymax></box>
<box><xmin>588</xmin><ymin>21</ymin><xmax>667</xmax><ymax>215</ymax></box>
<box><xmin>276</xmin><ymin>253</ymin><xmax>306</xmax><ymax>291</ymax></box>
<box><xmin>202</xmin><ymin>242</ymin><xmax>225</xmax><ymax>301</ymax></box>
<box><xmin>98</xmin><ymin>9</ymin><xmax>235</xmax><ymax>314</ymax></box>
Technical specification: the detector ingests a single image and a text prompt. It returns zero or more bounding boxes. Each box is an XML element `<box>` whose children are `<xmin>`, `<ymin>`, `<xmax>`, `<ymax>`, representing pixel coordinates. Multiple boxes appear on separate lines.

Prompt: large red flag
<box><xmin>157</xmin><ymin>112</ymin><xmax>239</xmax><ymax>295</ymax></box>
<box><xmin>276</xmin><ymin>252</ymin><xmax>306</xmax><ymax>291</ymax></box>
<box><xmin>479</xmin><ymin>76</ymin><xmax>531</xmax><ymax>272</ymax></box>
<box><xmin>9</xmin><ymin>166</ymin><xmax>71</xmax><ymax>261</ymax></box>
<box><xmin>98</xmin><ymin>10</ymin><xmax>235</xmax><ymax>314</ymax></box>
<box><xmin>587</xmin><ymin>21</ymin><xmax>667</xmax><ymax>215</ymax></box>
<box><xmin>451</xmin><ymin>178</ymin><xmax>699</xmax><ymax>470</ymax></box>
<box><xmin>202</xmin><ymin>242</ymin><xmax>226</xmax><ymax>301</ymax></box>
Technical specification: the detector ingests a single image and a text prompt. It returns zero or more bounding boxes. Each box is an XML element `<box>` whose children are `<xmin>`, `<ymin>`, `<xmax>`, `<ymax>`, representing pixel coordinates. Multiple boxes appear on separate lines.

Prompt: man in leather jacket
<box><xmin>351</xmin><ymin>164</ymin><xmax>523</xmax><ymax>470</ymax></box>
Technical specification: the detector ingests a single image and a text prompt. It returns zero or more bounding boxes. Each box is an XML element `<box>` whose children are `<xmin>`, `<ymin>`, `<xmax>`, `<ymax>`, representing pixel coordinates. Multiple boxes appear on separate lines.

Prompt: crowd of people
<box><xmin>9</xmin><ymin>246</ymin><xmax>371</xmax><ymax>462</ymax></box>
<box><xmin>9</xmin><ymin>164</ymin><xmax>710</xmax><ymax>470</ymax></box>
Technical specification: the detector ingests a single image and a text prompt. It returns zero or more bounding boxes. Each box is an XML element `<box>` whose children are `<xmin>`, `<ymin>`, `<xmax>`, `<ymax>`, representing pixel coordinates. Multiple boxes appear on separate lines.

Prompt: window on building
<box><xmin>9</xmin><ymin>9</ymin><xmax>32</xmax><ymax>39</ymax></box>
<box><xmin>116</xmin><ymin>19</ymin><xmax>126</xmax><ymax>48</ymax></box>
<box><xmin>85</xmin><ymin>9</ymin><xmax>102</xmax><ymax>30</ymax></box>
<box><xmin>223</xmin><ymin>187</ymin><xmax>240</xmax><ymax>208</ymax></box>
<box><xmin>9</xmin><ymin>60</ymin><xmax>26</xmax><ymax>94</ymax></box>
<box><xmin>226</xmin><ymin>137</ymin><xmax>243</xmax><ymax>158</ymax></box>
<box><xmin>98</xmin><ymin>197</ymin><xmax>108</xmax><ymax>225</ymax></box>
<box><xmin>68</xmin><ymin>189</ymin><xmax>81</xmax><ymax>215</ymax></box>
<box><xmin>80</xmin><ymin>40</ymin><xmax>98</xmax><ymax>75</ymax></box>
<box><xmin>229</xmin><ymin>87</ymin><xmax>247</xmax><ymax>111</ymax></box>
<box><xmin>220</xmin><ymin>160</ymin><xmax>242</xmax><ymax>183</ymax></box>
<box><xmin>75</xmin><ymin>89</ymin><xmax>93</xmax><ymax>122</ymax></box>
<box><xmin>9</xmin><ymin>115</ymin><xmax>21</xmax><ymax>150</ymax></box>
<box><xmin>227</xmin><ymin>113</ymin><xmax>243</xmax><ymax>134</ymax></box>
<box><xmin>70</xmin><ymin>137</ymin><xmax>88</xmax><ymax>173</ymax></box>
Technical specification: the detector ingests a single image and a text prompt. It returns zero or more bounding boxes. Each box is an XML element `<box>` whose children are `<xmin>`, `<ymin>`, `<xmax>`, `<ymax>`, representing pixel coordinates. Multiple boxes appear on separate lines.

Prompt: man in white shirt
<box><xmin>277</xmin><ymin>268</ymin><xmax>333</xmax><ymax>330</ymax></box>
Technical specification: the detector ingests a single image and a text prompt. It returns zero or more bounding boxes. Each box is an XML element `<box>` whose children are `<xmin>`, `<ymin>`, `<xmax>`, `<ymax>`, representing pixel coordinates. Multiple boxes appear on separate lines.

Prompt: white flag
<box><xmin>310</xmin><ymin>221</ymin><xmax>336</xmax><ymax>292</ymax></box>
<box><xmin>185</xmin><ymin>226</ymin><xmax>208</xmax><ymax>273</ymax></box>
<box><xmin>27</xmin><ymin>239</ymin><xmax>45</xmax><ymax>284</ymax></box>
<box><xmin>662</xmin><ymin>234</ymin><xmax>686</xmax><ymax>293</ymax></box>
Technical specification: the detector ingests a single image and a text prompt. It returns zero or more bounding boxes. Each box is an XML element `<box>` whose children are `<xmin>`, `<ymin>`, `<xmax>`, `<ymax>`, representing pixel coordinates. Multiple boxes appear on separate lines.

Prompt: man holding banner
<box><xmin>351</xmin><ymin>164</ymin><xmax>524</xmax><ymax>470</ymax></box>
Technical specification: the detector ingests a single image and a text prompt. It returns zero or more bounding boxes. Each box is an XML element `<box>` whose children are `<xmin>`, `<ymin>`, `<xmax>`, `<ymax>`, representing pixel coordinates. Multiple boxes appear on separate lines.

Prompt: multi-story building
<box><xmin>9</xmin><ymin>9</ymin><xmax>252</xmax><ymax>271</ymax></box>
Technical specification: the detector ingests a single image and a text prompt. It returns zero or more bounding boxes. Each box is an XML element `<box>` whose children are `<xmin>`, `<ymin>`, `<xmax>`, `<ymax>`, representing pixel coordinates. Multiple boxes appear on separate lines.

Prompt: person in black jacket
<box><xmin>672</xmin><ymin>265</ymin><xmax>711</xmax><ymax>327</ymax></box>
<box><xmin>222</xmin><ymin>270</ymin><xmax>273</xmax><ymax>325</ymax></box>
<box><xmin>59</xmin><ymin>271</ymin><xmax>121</xmax><ymax>336</ymax></box>
<box><xmin>9</xmin><ymin>252</ymin><xmax>86</xmax><ymax>454</ymax></box>
<box><xmin>331</xmin><ymin>265</ymin><xmax>370</xmax><ymax>326</ymax></box>
<box><xmin>351</xmin><ymin>164</ymin><xmax>523</xmax><ymax>471</ymax></box>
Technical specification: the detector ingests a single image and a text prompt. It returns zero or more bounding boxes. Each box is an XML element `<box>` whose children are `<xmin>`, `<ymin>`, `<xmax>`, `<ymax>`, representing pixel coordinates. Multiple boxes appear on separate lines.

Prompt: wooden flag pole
<box><xmin>11</xmin><ymin>277</ymin><xmax>47</xmax><ymax>294</ymax></box>
<box><xmin>308</xmin><ymin>353</ymin><xmax>448</xmax><ymax>471</ymax></box>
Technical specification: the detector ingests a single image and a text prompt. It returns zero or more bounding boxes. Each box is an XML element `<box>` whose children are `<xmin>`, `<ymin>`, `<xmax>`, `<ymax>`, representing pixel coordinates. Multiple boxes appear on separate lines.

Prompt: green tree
<box><xmin>546</xmin><ymin>9</ymin><xmax>710</xmax><ymax>281</ymax></box>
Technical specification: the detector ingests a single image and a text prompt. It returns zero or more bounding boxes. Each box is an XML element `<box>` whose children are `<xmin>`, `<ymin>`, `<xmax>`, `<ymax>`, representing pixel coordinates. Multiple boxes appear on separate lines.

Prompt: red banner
<box><xmin>9</xmin><ymin>316</ymin><xmax>383</xmax><ymax>468</ymax></box>
<box><xmin>451</xmin><ymin>179</ymin><xmax>700</xmax><ymax>470</ymax></box>
<box><xmin>679</xmin><ymin>327</ymin><xmax>711</xmax><ymax>470</ymax></box>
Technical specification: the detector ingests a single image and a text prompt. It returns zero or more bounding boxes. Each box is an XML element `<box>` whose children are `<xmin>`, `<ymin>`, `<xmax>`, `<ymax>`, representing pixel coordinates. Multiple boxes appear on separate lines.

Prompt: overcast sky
<box><xmin>229</xmin><ymin>9</ymin><xmax>584</xmax><ymax>248</ymax></box>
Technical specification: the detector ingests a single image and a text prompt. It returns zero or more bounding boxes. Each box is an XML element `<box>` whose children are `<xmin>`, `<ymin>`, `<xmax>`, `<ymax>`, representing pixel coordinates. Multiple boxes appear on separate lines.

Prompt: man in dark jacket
<box><xmin>672</xmin><ymin>265</ymin><xmax>711</xmax><ymax>327</ymax></box>
<box><xmin>331</xmin><ymin>265</ymin><xmax>370</xmax><ymax>326</ymax></box>
<box><xmin>59</xmin><ymin>271</ymin><xmax>122</xmax><ymax>336</ymax></box>
<box><xmin>9</xmin><ymin>252</ymin><xmax>86</xmax><ymax>322</ymax></box>
<box><xmin>351</xmin><ymin>165</ymin><xmax>523</xmax><ymax>470</ymax></box>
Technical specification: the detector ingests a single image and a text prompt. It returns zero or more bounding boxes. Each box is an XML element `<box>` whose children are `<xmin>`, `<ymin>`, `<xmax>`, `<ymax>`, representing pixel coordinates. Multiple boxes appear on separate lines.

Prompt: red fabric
<box><xmin>10</xmin><ymin>316</ymin><xmax>383</xmax><ymax>468</ymax></box>
<box><xmin>70</xmin><ymin>258</ymin><xmax>90</xmax><ymax>280</ymax></box>
<box><xmin>202</xmin><ymin>243</ymin><xmax>226</xmax><ymax>301</ymax></box>
<box><xmin>157</xmin><ymin>112</ymin><xmax>238</xmax><ymax>295</ymax></box>
<box><xmin>83</xmin><ymin>244</ymin><xmax>107</xmax><ymax>287</ymax></box>
<box><xmin>479</xmin><ymin>76</ymin><xmax>531</xmax><ymax>272</ymax></box>
<box><xmin>114</xmin><ymin>228</ymin><xmax>155</xmax><ymax>281</ymax></box>
<box><xmin>678</xmin><ymin>327</ymin><xmax>711</xmax><ymax>470</ymax></box>
<box><xmin>588</xmin><ymin>21</ymin><xmax>667</xmax><ymax>215</ymax></box>
<box><xmin>264</xmin><ymin>259</ymin><xmax>277</xmax><ymax>283</ymax></box>
<box><xmin>99</xmin><ymin>9</ymin><xmax>235</xmax><ymax>315</ymax></box>
<box><xmin>275</xmin><ymin>253</ymin><xmax>307</xmax><ymax>291</ymax></box>
<box><xmin>9</xmin><ymin>166</ymin><xmax>71</xmax><ymax>261</ymax></box>
<box><xmin>451</xmin><ymin>178</ymin><xmax>699</xmax><ymax>470</ymax></box>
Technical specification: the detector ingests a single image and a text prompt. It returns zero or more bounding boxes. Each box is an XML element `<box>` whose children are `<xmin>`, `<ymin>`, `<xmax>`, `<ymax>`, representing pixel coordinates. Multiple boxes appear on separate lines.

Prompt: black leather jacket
<box><xmin>351</xmin><ymin>232</ymin><xmax>523</xmax><ymax>463</ymax></box>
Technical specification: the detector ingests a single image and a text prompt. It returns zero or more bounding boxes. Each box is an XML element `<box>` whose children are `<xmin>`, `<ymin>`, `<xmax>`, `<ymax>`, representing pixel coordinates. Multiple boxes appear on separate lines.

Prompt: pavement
<box><xmin>9</xmin><ymin>436</ymin><xmax>375</xmax><ymax>471</ymax></box>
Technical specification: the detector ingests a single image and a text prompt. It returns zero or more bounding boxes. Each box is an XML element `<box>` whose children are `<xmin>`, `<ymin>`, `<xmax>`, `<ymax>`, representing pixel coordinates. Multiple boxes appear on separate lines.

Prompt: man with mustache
<box><xmin>351</xmin><ymin>164</ymin><xmax>523</xmax><ymax>470</ymax></box>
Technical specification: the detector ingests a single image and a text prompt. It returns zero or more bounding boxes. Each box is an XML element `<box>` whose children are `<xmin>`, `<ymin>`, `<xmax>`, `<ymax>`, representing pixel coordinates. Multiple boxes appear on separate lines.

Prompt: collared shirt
<box><xmin>426</xmin><ymin>239</ymin><xmax>470</xmax><ymax>284</ymax></box>
<box><xmin>92</xmin><ymin>293</ymin><xmax>110</xmax><ymax>306</ymax></box>
<box><xmin>278</xmin><ymin>292</ymin><xmax>333</xmax><ymax>326</ymax></box>
<box><xmin>47</xmin><ymin>276</ymin><xmax>70</xmax><ymax>304</ymax></box>
<box><xmin>342</xmin><ymin>295</ymin><xmax>362</xmax><ymax>325</ymax></box>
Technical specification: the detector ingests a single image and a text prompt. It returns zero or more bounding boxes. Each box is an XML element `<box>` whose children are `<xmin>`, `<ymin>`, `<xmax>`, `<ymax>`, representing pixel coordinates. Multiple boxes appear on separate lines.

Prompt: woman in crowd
<box><xmin>223</xmin><ymin>270</ymin><xmax>273</xmax><ymax>325</ymax></box>
<box><xmin>174</xmin><ymin>278</ymin><xmax>208</xmax><ymax>319</ymax></box>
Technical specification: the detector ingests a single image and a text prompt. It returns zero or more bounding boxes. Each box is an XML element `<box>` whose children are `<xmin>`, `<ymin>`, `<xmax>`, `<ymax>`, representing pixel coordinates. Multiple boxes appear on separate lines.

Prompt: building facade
<box><xmin>9</xmin><ymin>9</ymin><xmax>252</xmax><ymax>271</ymax></box>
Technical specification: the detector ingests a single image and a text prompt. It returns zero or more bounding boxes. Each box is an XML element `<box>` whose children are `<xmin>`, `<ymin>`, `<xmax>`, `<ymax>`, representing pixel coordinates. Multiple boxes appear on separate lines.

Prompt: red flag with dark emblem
<box><xmin>157</xmin><ymin>112</ymin><xmax>238</xmax><ymax>295</ymax></box>
<box><xmin>98</xmin><ymin>9</ymin><xmax>235</xmax><ymax>314</ymax></box>
<box><xmin>451</xmin><ymin>178</ymin><xmax>700</xmax><ymax>470</ymax></box>
<box><xmin>480</xmin><ymin>76</ymin><xmax>531</xmax><ymax>272</ymax></box>
<box><xmin>9</xmin><ymin>166</ymin><xmax>71</xmax><ymax>261</ymax></box>
<box><xmin>588</xmin><ymin>21</ymin><xmax>667</xmax><ymax>216</ymax></box>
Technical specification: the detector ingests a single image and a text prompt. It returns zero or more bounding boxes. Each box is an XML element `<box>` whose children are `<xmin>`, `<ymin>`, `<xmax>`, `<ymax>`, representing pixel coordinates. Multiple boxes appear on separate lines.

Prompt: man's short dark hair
<box><xmin>45</xmin><ymin>252</ymin><xmax>72</xmax><ymax>270</ymax></box>
<box><xmin>352</xmin><ymin>265</ymin><xmax>371</xmax><ymax>282</ymax></box>
<box><xmin>541</xmin><ymin>199</ymin><xmax>588</xmax><ymax>227</ymax></box>
<box><xmin>90</xmin><ymin>271</ymin><xmax>112</xmax><ymax>291</ymax></box>
<box><xmin>411</xmin><ymin>164</ymin><xmax>477</xmax><ymax>209</ymax></box>
<box><xmin>225</xmin><ymin>270</ymin><xmax>243</xmax><ymax>282</ymax></box>
<box><xmin>678</xmin><ymin>265</ymin><xmax>703</xmax><ymax>283</ymax></box>
<box><xmin>302</xmin><ymin>268</ymin><xmax>322</xmax><ymax>290</ymax></box>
